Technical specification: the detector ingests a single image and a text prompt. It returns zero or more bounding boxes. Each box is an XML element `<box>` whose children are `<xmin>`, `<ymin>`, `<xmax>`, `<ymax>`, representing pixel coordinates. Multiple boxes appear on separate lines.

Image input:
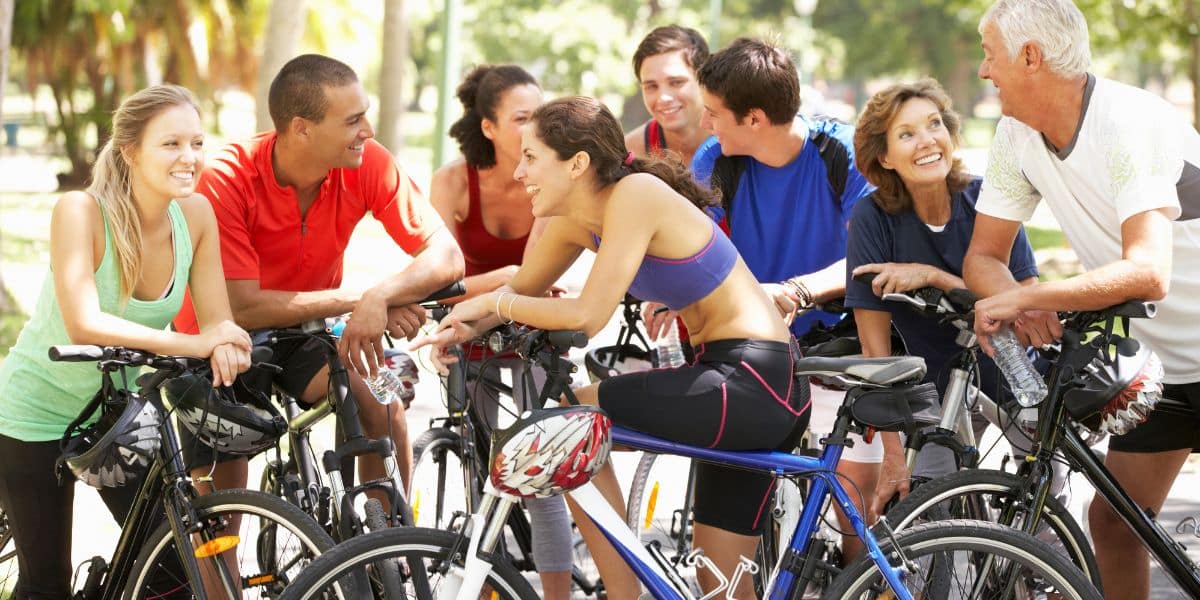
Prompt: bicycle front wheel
<box><xmin>410</xmin><ymin>427</ymin><xmax>471</xmax><ymax>531</ymax></box>
<box><xmin>0</xmin><ymin>507</ymin><xmax>16</xmax><ymax>596</ymax></box>
<box><xmin>277</xmin><ymin>527</ymin><xmax>539</xmax><ymax>600</ymax></box>
<box><xmin>122</xmin><ymin>489</ymin><xmax>335</xmax><ymax>599</ymax></box>
<box><xmin>824</xmin><ymin>519</ymin><xmax>1101</xmax><ymax>599</ymax></box>
<box><xmin>882</xmin><ymin>468</ymin><xmax>1100</xmax><ymax>590</ymax></box>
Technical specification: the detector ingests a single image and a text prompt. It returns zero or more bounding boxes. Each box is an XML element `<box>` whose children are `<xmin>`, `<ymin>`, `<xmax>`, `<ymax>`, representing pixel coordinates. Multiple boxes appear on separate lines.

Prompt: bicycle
<box><xmin>881</xmin><ymin>296</ymin><xmax>1184</xmax><ymax>594</ymax></box>
<box><xmin>248</xmin><ymin>283</ymin><xmax>464</xmax><ymax>596</ymax></box>
<box><xmin>277</xmin><ymin>326</ymin><xmax>1102</xmax><ymax>600</ymax></box>
<box><xmin>614</xmin><ymin>300</ymin><xmax>860</xmax><ymax>597</ymax></box>
<box><xmin>45</xmin><ymin>344</ymin><xmax>335</xmax><ymax>599</ymax></box>
<box><xmin>1</xmin><ymin>505</ymin><xmax>14</xmax><ymax>595</ymax></box>
<box><xmin>409</xmin><ymin>304</ymin><xmax>603</xmax><ymax>596</ymax></box>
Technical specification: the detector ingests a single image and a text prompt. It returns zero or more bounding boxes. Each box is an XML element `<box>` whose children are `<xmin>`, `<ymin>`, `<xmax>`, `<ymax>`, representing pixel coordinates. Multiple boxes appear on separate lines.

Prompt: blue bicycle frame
<box><xmin>569</xmin><ymin>425</ymin><xmax>913</xmax><ymax>600</ymax></box>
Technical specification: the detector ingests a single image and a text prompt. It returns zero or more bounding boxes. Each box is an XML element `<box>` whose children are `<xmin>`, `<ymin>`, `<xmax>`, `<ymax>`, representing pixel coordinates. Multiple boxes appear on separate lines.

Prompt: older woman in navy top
<box><xmin>845</xmin><ymin>79</ymin><xmax>1040</xmax><ymax>518</ymax></box>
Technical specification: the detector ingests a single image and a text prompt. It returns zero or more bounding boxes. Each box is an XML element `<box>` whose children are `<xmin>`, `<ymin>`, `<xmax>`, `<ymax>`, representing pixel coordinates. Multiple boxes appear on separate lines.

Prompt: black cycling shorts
<box><xmin>598</xmin><ymin>338</ymin><xmax>810</xmax><ymax>535</ymax></box>
<box><xmin>180</xmin><ymin>332</ymin><xmax>329</xmax><ymax>469</ymax></box>
<box><xmin>1108</xmin><ymin>380</ymin><xmax>1200</xmax><ymax>453</ymax></box>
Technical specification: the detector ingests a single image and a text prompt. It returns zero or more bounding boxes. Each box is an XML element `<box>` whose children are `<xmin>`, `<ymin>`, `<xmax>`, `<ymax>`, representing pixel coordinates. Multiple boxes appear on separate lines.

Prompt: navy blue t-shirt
<box><xmin>844</xmin><ymin>177</ymin><xmax>1039</xmax><ymax>397</ymax></box>
<box><xmin>693</xmin><ymin>117</ymin><xmax>875</xmax><ymax>337</ymax></box>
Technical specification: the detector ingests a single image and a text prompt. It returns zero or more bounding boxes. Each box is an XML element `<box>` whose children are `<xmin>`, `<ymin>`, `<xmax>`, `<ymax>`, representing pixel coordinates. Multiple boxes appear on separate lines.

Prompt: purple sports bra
<box><xmin>591</xmin><ymin>220</ymin><xmax>738</xmax><ymax>311</ymax></box>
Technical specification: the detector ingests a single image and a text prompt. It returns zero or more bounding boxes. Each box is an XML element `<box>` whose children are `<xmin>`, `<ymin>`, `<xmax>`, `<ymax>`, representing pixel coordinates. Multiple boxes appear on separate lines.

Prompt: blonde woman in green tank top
<box><xmin>0</xmin><ymin>85</ymin><xmax>252</xmax><ymax>597</ymax></box>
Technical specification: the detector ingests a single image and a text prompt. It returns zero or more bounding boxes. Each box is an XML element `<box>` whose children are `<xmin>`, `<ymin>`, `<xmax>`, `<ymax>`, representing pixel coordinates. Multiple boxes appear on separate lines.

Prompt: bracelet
<box><xmin>783</xmin><ymin>278</ymin><xmax>814</xmax><ymax>309</ymax></box>
<box><xmin>495</xmin><ymin>292</ymin><xmax>513</xmax><ymax>324</ymax></box>
<box><xmin>504</xmin><ymin>293</ymin><xmax>519</xmax><ymax>324</ymax></box>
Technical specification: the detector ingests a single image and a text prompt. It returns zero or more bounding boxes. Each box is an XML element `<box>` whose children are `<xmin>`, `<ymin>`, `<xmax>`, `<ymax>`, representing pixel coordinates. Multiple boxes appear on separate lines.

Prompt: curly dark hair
<box><xmin>448</xmin><ymin>64</ymin><xmax>539</xmax><ymax>168</ymax></box>
<box><xmin>853</xmin><ymin>78</ymin><xmax>974</xmax><ymax>214</ymax></box>
<box><xmin>532</xmin><ymin>97</ymin><xmax>716</xmax><ymax>211</ymax></box>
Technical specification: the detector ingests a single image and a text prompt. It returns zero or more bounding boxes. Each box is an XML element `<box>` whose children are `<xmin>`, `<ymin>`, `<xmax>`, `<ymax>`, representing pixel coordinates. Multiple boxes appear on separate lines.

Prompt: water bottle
<box><xmin>989</xmin><ymin>326</ymin><xmax>1048</xmax><ymax>407</ymax></box>
<box><xmin>365</xmin><ymin>369</ymin><xmax>404</xmax><ymax>405</ymax></box>
<box><xmin>655</xmin><ymin>320</ymin><xmax>687</xmax><ymax>368</ymax></box>
<box><xmin>329</xmin><ymin>319</ymin><xmax>409</xmax><ymax>405</ymax></box>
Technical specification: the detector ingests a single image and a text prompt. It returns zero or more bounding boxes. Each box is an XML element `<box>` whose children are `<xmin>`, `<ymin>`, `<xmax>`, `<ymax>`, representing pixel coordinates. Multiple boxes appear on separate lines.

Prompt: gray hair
<box><xmin>980</xmin><ymin>0</ymin><xmax>1091</xmax><ymax>77</ymax></box>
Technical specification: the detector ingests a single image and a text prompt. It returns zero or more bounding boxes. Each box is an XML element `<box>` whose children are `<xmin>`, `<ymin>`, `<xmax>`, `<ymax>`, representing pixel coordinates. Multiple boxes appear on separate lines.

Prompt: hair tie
<box><xmin>623</xmin><ymin>151</ymin><xmax>635</xmax><ymax>167</ymax></box>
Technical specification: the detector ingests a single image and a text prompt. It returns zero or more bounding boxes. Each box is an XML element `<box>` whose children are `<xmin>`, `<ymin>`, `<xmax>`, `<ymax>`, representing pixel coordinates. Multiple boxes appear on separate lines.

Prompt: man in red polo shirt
<box><xmin>174</xmin><ymin>54</ymin><xmax>463</xmax><ymax>498</ymax></box>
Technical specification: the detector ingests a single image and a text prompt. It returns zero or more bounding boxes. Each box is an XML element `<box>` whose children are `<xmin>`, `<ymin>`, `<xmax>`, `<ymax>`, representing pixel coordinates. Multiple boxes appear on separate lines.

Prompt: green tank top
<box><xmin>0</xmin><ymin>199</ymin><xmax>193</xmax><ymax>442</ymax></box>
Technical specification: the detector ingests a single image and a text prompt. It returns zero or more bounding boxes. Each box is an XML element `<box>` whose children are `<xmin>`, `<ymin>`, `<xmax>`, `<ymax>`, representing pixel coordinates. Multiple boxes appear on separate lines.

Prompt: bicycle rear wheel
<box><xmin>122</xmin><ymin>489</ymin><xmax>335</xmax><ymax>598</ymax></box>
<box><xmin>277</xmin><ymin>527</ymin><xmax>538</xmax><ymax>600</ymax></box>
<box><xmin>825</xmin><ymin>519</ymin><xmax>1101</xmax><ymax>599</ymax></box>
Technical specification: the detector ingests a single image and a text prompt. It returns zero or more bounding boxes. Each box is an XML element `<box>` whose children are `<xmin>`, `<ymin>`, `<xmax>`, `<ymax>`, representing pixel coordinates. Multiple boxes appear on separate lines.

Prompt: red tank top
<box><xmin>456</xmin><ymin>165</ymin><xmax>530</xmax><ymax>277</ymax></box>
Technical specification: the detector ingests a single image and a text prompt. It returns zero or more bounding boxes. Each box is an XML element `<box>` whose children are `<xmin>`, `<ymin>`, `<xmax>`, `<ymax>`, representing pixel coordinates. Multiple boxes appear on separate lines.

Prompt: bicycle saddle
<box><xmin>793</xmin><ymin>356</ymin><xmax>926</xmax><ymax>386</ymax></box>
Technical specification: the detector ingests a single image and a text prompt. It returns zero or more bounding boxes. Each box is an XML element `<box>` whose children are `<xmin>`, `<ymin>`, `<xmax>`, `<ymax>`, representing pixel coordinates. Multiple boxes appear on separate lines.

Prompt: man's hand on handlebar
<box><xmin>386</xmin><ymin>304</ymin><xmax>426</xmax><ymax>340</ymax></box>
<box><xmin>973</xmin><ymin>287</ymin><xmax>1062</xmax><ymax>356</ymax></box>
<box><xmin>338</xmin><ymin>291</ymin><xmax>390</xmax><ymax>378</ymax></box>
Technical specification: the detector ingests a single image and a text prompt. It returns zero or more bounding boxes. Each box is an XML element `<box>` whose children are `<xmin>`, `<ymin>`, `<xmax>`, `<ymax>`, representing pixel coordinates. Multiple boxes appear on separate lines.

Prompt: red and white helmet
<box><xmin>1064</xmin><ymin>337</ymin><xmax>1164</xmax><ymax>436</ymax></box>
<box><xmin>490</xmin><ymin>406</ymin><xmax>612</xmax><ymax>499</ymax></box>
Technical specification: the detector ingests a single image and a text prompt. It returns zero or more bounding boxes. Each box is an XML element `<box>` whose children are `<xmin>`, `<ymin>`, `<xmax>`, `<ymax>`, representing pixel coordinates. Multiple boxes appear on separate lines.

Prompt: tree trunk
<box><xmin>377</xmin><ymin>0</ymin><xmax>407</xmax><ymax>154</ymax></box>
<box><xmin>255</xmin><ymin>0</ymin><xmax>307</xmax><ymax>133</ymax></box>
<box><xmin>0</xmin><ymin>0</ymin><xmax>15</xmax><ymax>316</ymax></box>
<box><xmin>1188</xmin><ymin>0</ymin><xmax>1200</xmax><ymax>130</ymax></box>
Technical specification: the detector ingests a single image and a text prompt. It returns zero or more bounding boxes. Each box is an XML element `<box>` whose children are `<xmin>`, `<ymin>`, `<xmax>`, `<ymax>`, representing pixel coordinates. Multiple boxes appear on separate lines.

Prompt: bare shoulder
<box><xmin>624</xmin><ymin>125</ymin><xmax>647</xmax><ymax>157</ymax></box>
<box><xmin>175</xmin><ymin>193</ymin><xmax>219</xmax><ymax>245</ymax></box>
<box><xmin>54</xmin><ymin>190</ymin><xmax>100</xmax><ymax>215</ymax></box>
<box><xmin>175</xmin><ymin>193</ymin><xmax>217</xmax><ymax>224</ymax></box>
<box><xmin>610</xmin><ymin>172</ymin><xmax>673</xmax><ymax>208</ymax></box>
<box><xmin>430</xmin><ymin>158</ymin><xmax>469</xmax><ymax>216</ymax></box>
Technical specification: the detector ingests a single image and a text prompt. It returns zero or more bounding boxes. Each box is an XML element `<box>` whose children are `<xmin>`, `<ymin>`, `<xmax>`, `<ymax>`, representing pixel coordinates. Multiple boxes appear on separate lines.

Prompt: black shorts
<box><xmin>598</xmin><ymin>338</ymin><xmax>810</xmax><ymax>535</ymax></box>
<box><xmin>1108</xmin><ymin>380</ymin><xmax>1200</xmax><ymax>453</ymax></box>
<box><xmin>180</xmin><ymin>332</ymin><xmax>329</xmax><ymax>469</ymax></box>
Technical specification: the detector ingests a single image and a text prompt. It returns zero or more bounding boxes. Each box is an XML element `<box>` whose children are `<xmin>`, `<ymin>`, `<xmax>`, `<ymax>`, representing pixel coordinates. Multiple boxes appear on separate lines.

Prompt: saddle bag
<box><xmin>846</xmin><ymin>381</ymin><xmax>942</xmax><ymax>434</ymax></box>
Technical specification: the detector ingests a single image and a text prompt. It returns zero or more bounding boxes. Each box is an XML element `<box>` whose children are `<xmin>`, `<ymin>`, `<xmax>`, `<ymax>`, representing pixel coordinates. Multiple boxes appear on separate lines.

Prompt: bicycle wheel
<box><xmin>410</xmin><ymin>427</ymin><xmax>470</xmax><ymax>531</ymax></box>
<box><xmin>624</xmin><ymin>453</ymin><xmax>698</xmax><ymax>590</ymax></box>
<box><xmin>882</xmin><ymin>468</ymin><xmax>1101</xmax><ymax>590</ymax></box>
<box><xmin>0</xmin><ymin>507</ymin><xmax>16</xmax><ymax>597</ymax></box>
<box><xmin>277</xmin><ymin>527</ymin><xmax>539</xmax><ymax>600</ymax></box>
<box><xmin>824</xmin><ymin>519</ymin><xmax>1102</xmax><ymax>599</ymax></box>
<box><xmin>122</xmin><ymin>489</ymin><xmax>335</xmax><ymax>599</ymax></box>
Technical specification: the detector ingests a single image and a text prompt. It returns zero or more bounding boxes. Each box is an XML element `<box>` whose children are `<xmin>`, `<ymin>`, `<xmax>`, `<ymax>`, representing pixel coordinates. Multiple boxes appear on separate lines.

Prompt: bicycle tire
<box><xmin>121</xmin><ymin>489</ymin><xmax>335</xmax><ymax>599</ymax></box>
<box><xmin>364</xmin><ymin>498</ymin><xmax>405</xmax><ymax>599</ymax></box>
<box><xmin>824</xmin><ymin>519</ymin><xmax>1102</xmax><ymax>599</ymax></box>
<box><xmin>0</xmin><ymin>507</ymin><xmax>16</xmax><ymax>596</ymax></box>
<box><xmin>882</xmin><ymin>468</ymin><xmax>1102</xmax><ymax>590</ymax></box>
<box><xmin>410</xmin><ymin>427</ymin><xmax>469</xmax><ymax>531</ymax></box>
<box><xmin>277</xmin><ymin>527</ymin><xmax>539</xmax><ymax>600</ymax></box>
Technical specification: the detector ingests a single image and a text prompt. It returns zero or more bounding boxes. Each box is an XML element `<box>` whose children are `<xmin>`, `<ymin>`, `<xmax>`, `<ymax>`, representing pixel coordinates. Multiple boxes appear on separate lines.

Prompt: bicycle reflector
<box><xmin>490</xmin><ymin>406</ymin><xmax>612</xmax><ymax>498</ymax></box>
<box><xmin>194</xmin><ymin>535</ymin><xmax>240</xmax><ymax>558</ymax></box>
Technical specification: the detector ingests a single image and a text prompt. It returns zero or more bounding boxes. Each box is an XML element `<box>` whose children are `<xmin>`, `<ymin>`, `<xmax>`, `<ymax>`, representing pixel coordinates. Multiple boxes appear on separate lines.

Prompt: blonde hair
<box><xmin>86</xmin><ymin>84</ymin><xmax>200</xmax><ymax>304</ymax></box>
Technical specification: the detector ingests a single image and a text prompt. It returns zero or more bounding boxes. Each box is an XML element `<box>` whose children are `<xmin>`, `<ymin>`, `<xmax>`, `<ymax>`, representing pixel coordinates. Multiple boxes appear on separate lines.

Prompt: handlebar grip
<box><xmin>418</xmin><ymin>281</ymin><xmax>466</xmax><ymax>304</ymax></box>
<box><xmin>1111</xmin><ymin>301</ymin><xmax>1156</xmax><ymax>319</ymax></box>
<box><xmin>547</xmin><ymin>330</ymin><xmax>588</xmax><ymax>350</ymax></box>
<box><xmin>251</xmin><ymin>346</ymin><xmax>276</xmax><ymax>365</ymax></box>
<box><xmin>48</xmin><ymin>345</ymin><xmax>105</xmax><ymax>362</ymax></box>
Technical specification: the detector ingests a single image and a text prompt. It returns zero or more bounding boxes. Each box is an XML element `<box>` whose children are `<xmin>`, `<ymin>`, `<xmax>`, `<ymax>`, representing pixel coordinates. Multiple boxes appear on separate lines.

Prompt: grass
<box><xmin>1026</xmin><ymin>225</ymin><xmax>1068</xmax><ymax>251</ymax></box>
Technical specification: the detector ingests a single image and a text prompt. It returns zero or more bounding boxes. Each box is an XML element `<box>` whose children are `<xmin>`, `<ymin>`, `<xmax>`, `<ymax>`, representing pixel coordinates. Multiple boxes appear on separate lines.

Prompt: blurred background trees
<box><xmin>3</xmin><ymin>0</ymin><xmax>1198</xmax><ymax>186</ymax></box>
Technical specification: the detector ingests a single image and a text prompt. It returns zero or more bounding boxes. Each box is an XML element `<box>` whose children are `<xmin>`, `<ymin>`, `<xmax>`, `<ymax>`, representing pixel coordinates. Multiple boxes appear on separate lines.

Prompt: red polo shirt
<box><xmin>174</xmin><ymin>131</ymin><xmax>443</xmax><ymax>333</ymax></box>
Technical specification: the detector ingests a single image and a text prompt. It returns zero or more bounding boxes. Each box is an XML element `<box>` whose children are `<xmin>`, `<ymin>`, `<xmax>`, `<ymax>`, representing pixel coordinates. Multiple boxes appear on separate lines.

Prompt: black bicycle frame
<box><xmin>95</xmin><ymin>371</ymin><xmax>236</xmax><ymax>600</ymax></box>
<box><xmin>1010</xmin><ymin>338</ymin><xmax>1200</xmax><ymax>597</ymax></box>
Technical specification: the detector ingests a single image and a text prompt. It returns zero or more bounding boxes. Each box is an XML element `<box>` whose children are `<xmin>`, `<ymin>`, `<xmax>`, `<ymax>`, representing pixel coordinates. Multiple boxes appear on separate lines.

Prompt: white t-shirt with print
<box><xmin>977</xmin><ymin>75</ymin><xmax>1200</xmax><ymax>384</ymax></box>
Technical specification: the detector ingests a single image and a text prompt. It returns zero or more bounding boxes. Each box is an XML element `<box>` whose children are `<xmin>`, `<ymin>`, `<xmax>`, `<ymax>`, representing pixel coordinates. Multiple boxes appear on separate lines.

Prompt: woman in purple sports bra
<box><xmin>413</xmin><ymin>95</ymin><xmax>809</xmax><ymax>600</ymax></box>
